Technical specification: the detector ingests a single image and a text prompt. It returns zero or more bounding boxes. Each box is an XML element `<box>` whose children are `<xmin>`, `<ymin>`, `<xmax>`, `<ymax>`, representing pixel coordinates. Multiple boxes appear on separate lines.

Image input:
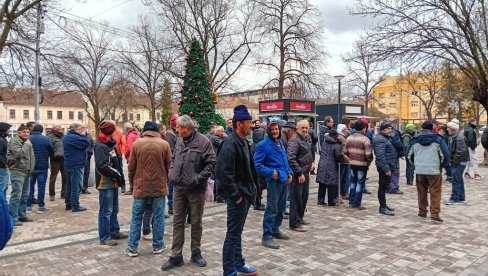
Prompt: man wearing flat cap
<box><xmin>408</xmin><ymin>120</ymin><xmax>450</xmax><ymax>223</ymax></box>
<box><xmin>94</xmin><ymin>121</ymin><xmax>127</xmax><ymax>246</ymax></box>
<box><xmin>126</xmin><ymin>121</ymin><xmax>172</xmax><ymax>257</ymax></box>
<box><xmin>445</xmin><ymin>120</ymin><xmax>468</xmax><ymax>205</ymax></box>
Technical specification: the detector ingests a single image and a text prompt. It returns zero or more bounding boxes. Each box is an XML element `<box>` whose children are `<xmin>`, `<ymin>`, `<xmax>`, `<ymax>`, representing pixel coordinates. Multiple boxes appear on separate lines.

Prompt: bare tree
<box><xmin>119</xmin><ymin>16</ymin><xmax>177</xmax><ymax>121</ymax></box>
<box><xmin>352</xmin><ymin>0</ymin><xmax>488</xmax><ymax>112</ymax></box>
<box><xmin>150</xmin><ymin>0</ymin><xmax>257</xmax><ymax>92</ymax></box>
<box><xmin>251</xmin><ymin>0</ymin><xmax>326</xmax><ymax>99</ymax></box>
<box><xmin>343</xmin><ymin>40</ymin><xmax>391</xmax><ymax>115</ymax></box>
<box><xmin>48</xmin><ymin>23</ymin><xmax>116</xmax><ymax>134</ymax></box>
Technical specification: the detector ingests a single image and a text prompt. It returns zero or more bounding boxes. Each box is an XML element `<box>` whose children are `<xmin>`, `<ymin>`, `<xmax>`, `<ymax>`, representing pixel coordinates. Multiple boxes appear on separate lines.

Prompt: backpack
<box><xmin>0</xmin><ymin>190</ymin><xmax>13</xmax><ymax>250</ymax></box>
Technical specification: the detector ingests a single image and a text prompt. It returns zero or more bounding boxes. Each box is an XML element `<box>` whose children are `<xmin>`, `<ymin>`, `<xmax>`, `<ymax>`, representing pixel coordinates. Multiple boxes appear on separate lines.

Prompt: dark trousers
<box><xmin>406</xmin><ymin>161</ymin><xmax>415</xmax><ymax>185</ymax></box>
<box><xmin>378</xmin><ymin>170</ymin><xmax>391</xmax><ymax>209</ymax></box>
<box><xmin>142</xmin><ymin>198</ymin><xmax>154</xmax><ymax>235</ymax></box>
<box><xmin>117</xmin><ymin>155</ymin><xmax>126</xmax><ymax>190</ymax></box>
<box><xmin>255</xmin><ymin>175</ymin><xmax>266</xmax><ymax>207</ymax></box>
<box><xmin>49</xmin><ymin>158</ymin><xmax>66</xmax><ymax>197</ymax></box>
<box><xmin>170</xmin><ymin>190</ymin><xmax>205</xmax><ymax>258</ymax></box>
<box><xmin>222</xmin><ymin>197</ymin><xmax>250</xmax><ymax>276</ymax></box>
<box><xmin>416</xmin><ymin>174</ymin><xmax>442</xmax><ymax>218</ymax></box>
<box><xmin>289</xmin><ymin>175</ymin><xmax>309</xmax><ymax>229</ymax></box>
<box><xmin>82</xmin><ymin>155</ymin><xmax>91</xmax><ymax>192</ymax></box>
<box><xmin>325</xmin><ymin>185</ymin><xmax>337</xmax><ymax>206</ymax></box>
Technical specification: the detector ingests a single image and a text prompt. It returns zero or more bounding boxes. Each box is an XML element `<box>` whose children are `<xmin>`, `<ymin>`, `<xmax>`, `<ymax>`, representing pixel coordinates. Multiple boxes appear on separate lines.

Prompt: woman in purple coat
<box><xmin>316</xmin><ymin>129</ymin><xmax>347</xmax><ymax>206</ymax></box>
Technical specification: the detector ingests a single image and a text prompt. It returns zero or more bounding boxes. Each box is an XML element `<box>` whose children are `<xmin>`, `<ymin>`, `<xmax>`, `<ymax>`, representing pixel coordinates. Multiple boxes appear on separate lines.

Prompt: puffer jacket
<box><xmin>169</xmin><ymin>131</ymin><xmax>215</xmax><ymax>194</ymax></box>
<box><xmin>374</xmin><ymin>132</ymin><xmax>398</xmax><ymax>173</ymax></box>
<box><xmin>29</xmin><ymin>131</ymin><xmax>54</xmax><ymax>170</ymax></box>
<box><xmin>390</xmin><ymin>128</ymin><xmax>405</xmax><ymax>157</ymax></box>
<box><xmin>124</xmin><ymin>129</ymin><xmax>140</xmax><ymax>160</ymax></box>
<box><xmin>47</xmin><ymin>131</ymin><xmax>64</xmax><ymax>159</ymax></box>
<box><xmin>254</xmin><ymin>136</ymin><xmax>292</xmax><ymax>183</ymax></box>
<box><xmin>464</xmin><ymin>123</ymin><xmax>477</xmax><ymax>150</ymax></box>
<box><xmin>7</xmin><ymin>136</ymin><xmax>35</xmax><ymax>177</ymax></box>
<box><xmin>63</xmin><ymin>129</ymin><xmax>91</xmax><ymax>169</ymax></box>
<box><xmin>316</xmin><ymin>135</ymin><xmax>343</xmax><ymax>186</ymax></box>
<box><xmin>408</xmin><ymin>130</ymin><xmax>450</xmax><ymax>175</ymax></box>
<box><xmin>286</xmin><ymin>133</ymin><xmax>313</xmax><ymax>177</ymax></box>
<box><xmin>128</xmin><ymin>130</ymin><xmax>172</xmax><ymax>198</ymax></box>
<box><xmin>482</xmin><ymin>127</ymin><xmax>488</xmax><ymax>150</ymax></box>
<box><xmin>94</xmin><ymin>139</ymin><xmax>123</xmax><ymax>190</ymax></box>
<box><xmin>448</xmin><ymin>131</ymin><xmax>470</xmax><ymax>165</ymax></box>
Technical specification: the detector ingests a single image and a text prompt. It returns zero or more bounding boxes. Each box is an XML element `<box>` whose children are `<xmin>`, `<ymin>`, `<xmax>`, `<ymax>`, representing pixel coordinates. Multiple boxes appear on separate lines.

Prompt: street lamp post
<box><xmin>334</xmin><ymin>75</ymin><xmax>345</xmax><ymax>125</ymax></box>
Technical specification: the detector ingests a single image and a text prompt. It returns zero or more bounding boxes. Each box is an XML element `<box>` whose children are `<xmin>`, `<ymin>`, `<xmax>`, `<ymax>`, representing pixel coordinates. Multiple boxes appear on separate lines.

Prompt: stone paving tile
<box><xmin>1</xmin><ymin>149</ymin><xmax>488</xmax><ymax>275</ymax></box>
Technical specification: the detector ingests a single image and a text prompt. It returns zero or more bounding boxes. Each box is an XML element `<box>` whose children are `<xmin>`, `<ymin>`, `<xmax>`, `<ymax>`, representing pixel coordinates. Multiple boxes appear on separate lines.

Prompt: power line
<box><xmin>88</xmin><ymin>0</ymin><xmax>133</xmax><ymax>19</ymax></box>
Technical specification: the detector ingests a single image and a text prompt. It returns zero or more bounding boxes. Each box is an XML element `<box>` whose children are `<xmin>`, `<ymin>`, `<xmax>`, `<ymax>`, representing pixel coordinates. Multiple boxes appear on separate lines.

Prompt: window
<box><xmin>411</xmin><ymin>101</ymin><xmax>419</xmax><ymax>107</ymax></box>
<box><xmin>389</xmin><ymin>102</ymin><xmax>396</xmax><ymax>108</ymax></box>
<box><xmin>156</xmin><ymin>112</ymin><xmax>161</xmax><ymax>120</ymax></box>
<box><xmin>23</xmin><ymin>110</ymin><xmax>29</xmax><ymax>119</ymax></box>
<box><xmin>389</xmin><ymin>92</ymin><xmax>396</xmax><ymax>97</ymax></box>
<box><xmin>136</xmin><ymin>114</ymin><xmax>141</xmax><ymax>121</ymax></box>
<box><xmin>47</xmin><ymin>110</ymin><xmax>53</xmax><ymax>119</ymax></box>
<box><xmin>69</xmin><ymin>111</ymin><xmax>74</xmax><ymax>120</ymax></box>
<box><xmin>57</xmin><ymin>111</ymin><xmax>62</xmax><ymax>119</ymax></box>
<box><xmin>78</xmin><ymin>112</ymin><xmax>83</xmax><ymax>121</ymax></box>
<box><xmin>9</xmin><ymin>110</ymin><xmax>15</xmax><ymax>119</ymax></box>
<box><xmin>379</xmin><ymin>104</ymin><xmax>386</xmax><ymax>108</ymax></box>
<box><xmin>410</xmin><ymin>91</ymin><xmax>418</xmax><ymax>96</ymax></box>
<box><xmin>379</xmin><ymin>93</ymin><xmax>385</xmax><ymax>99</ymax></box>
<box><xmin>129</xmin><ymin>113</ymin><xmax>134</xmax><ymax>121</ymax></box>
<box><xmin>411</xmin><ymin>112</ymin><xmax>418</xmax><ymax>118</ymax></box>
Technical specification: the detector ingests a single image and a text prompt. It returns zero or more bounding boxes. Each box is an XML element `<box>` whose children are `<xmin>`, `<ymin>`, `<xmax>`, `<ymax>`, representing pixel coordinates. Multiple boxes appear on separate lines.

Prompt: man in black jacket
<box><xmin>319</xmin><ymin>116</ymin><xmax>334</xmax><ymax>150</ymax></box>
<box><xmin>373</xmin><ymin>121</ymin><xmax>396</xmax><ymax>216</ymax></box>
<box><xmin>464</xmin><ymin>119</ymin><xmax>481</xmax><ymax>180</ymax></box>
<box><xmin>0</xmin><ymin>123</ymin><xmax>11</xmax><ymax>197</ymax></box>
<box><xmin>482</xmin><ymin>126</ymin><xmax>488</xmax><ymax>166</ymax></box>
<box><xmin>446</xmin><ymin>121</ymin><xmax>470</xmax><ymax>205</ymax></box>
<box><xmin>217</xmin><ymin>105</ymin><xmax>258</xmax><ymax>276</ymax></box>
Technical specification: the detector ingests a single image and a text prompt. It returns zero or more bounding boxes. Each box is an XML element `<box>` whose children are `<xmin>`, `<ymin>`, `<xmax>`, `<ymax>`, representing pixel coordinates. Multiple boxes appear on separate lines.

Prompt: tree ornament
<box><xmin>184</xmin><ymin>55</ymin><xmax>189</xmax><ymax>60</ymax></box>
<box><xmin>189</xmin><ymin>78</ymin><xmax>193</xmax><ymax>82</ymax></box>
<box><xmin>184</xmin><ymin>96</ymin><xmax>188</xmax><ymax>100</ymax></box>
<box><xmin>199</xmin><ymin>112</ymin><xmax>203</xmax><ymax>116</ymax></box>
<box><xmin>197</xmin><ymin>102</ymin><xmax>201</xmax><ymax>106</ymax></box>
<box><xmin>178</xmin><ymin>112</ymin><xmax>182</xmax><ymax>116</ymax></box>
<box><xmin>180</xmin><ymin>75</ymin><xmax>185</xmax><ymax>79</ymax></box>
<box><xmin>195</xmin><ymin>95</ymin><xmax>199</xmax><ymax>99</ymax></box>
<box><xmin>200</xmin><ymin>47</ymin><xmax>204</xmax><ymax>51</ymax></box>
<box><xmin>181</xmin><ymin>83</ymin><xmax>185</xmax><ymax>88</ymax></box>
<box><xmin>188</xmin><ymin>88</ymin><xmax>192</xmax><ymax>92</ymax></box>
<box><xmin>189</xmin><ymin>111</ymin><xmax>194</xmax><ymax>116</ymax></box>
<box><xmin>198</xmin><ymin>82</ymin><xmax>201</xmax><ymax>86</ymax></box>
<box><xmin>210</xmin><ymin>121</ymin><xmax>214</xmax><ymax>125</ymax></box>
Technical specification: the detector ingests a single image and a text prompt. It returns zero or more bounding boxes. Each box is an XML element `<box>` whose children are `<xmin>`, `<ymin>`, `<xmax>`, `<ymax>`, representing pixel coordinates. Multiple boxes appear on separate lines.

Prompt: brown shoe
<box><xmin>289</xmin><ymin>226</ymin><xmax>307</xmax><ymax>232</ymax></box>
<box><xmin>353</xmin><ymin>206</ymin><xmax>366</xmax><ymax>210</ymax></box>
<box><xmin>300</xmin><ymin>219</ymin><xmax>310</xmax><ymax>225</ymax></box>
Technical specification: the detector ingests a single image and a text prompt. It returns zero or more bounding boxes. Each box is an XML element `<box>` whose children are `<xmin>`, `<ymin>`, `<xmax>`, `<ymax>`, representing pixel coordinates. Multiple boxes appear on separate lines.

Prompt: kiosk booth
<box><xmin>258</xmin><ymin>99</ymin><xmax>318</xmax><ymax>126</ymax></box>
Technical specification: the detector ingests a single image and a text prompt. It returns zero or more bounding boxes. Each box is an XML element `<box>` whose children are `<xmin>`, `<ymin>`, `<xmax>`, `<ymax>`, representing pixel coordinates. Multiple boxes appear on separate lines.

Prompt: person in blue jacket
<box><xmin>253</xmin><ymin>121</ymin><xmax>293</xmax><ymax>250</ymax></box>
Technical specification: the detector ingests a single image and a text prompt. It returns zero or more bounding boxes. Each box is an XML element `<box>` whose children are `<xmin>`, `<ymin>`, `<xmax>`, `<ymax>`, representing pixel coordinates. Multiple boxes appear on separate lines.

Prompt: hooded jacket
<box><xmin>408</xmin><ymin>130</ymin><xmax>450</xmax><ymax>175</ymax></box>
<box><xmin>253</xmin><ymin>134</ymin><xmax>292</xmax><ymax>183</ymax></box>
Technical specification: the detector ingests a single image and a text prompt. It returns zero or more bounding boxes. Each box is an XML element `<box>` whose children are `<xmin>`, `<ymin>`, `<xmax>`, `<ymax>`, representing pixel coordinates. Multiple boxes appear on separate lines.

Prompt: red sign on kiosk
<box><xmin>289</xmin><ymin>101</ymin><xmax>312</xmax><ymax>112</ymax></box>
<box><xmin>260</xmin><ymin>101</ymin><xmax>284</xmax><ymax>111</ymax></box>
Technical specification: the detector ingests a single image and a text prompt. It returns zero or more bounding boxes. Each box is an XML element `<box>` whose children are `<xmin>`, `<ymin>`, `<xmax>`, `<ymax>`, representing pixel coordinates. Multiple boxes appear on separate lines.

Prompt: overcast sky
<box><xmin>57</xmin><ymin>0</ymin><xmax>371</xmax><ymax>92</ymax></box>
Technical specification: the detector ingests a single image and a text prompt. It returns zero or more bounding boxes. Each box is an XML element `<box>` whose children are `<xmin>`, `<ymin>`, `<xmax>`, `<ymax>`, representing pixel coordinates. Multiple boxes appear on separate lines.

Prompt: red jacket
<box><xmin>125</xmin><ymin>129</ymin><xmax>140</xmax><ymax>160</ymax></box>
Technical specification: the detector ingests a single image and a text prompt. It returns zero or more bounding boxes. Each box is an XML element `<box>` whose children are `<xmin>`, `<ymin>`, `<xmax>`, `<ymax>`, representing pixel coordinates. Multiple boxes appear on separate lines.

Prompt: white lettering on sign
<box><xmin>266</xmin><ymin>104</ymin><xmax>278</xmax><ymax>110</ymax></box>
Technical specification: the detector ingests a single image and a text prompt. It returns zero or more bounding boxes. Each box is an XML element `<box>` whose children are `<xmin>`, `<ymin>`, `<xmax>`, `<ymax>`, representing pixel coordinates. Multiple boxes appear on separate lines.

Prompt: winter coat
<box><xmin>124</xmin><ymin>129</ymin><xmax>140</xmax><ymax>160</ymax></box>
<box><xmin>113</xmin><ymin>130</ymin><xmax>125</xmax><ymax>156</ymax></box>
<box><xmin>316</xmin><ymin>135</ymin><xmax>343</xmax><ymax>186</ymax></box>
<box><xmin>251</xmin><ymin>127</ymin><xmax>267</xmax><ymax>154</ymax></box>
<box><xmin>253</xmin><ymin>136</ymin><xmax>293</xmax><ymax>183</ymax></box>
<box><xmin>216</xmin><ymin>132</ymin><xmax>257</xmax><ymax>204</ymax></box>
<box><xmin>63</xmin><ymin>129</ymin><xmax>92</xmax><ymax>169</ymax></box>
<box><xmin>29</xmin><ymin>131</ymin><xmax>54</xmax><ymax>170</ymax></box>
<box><xmin>448</xmin><ymin>131</ymin><xmax>470</xmax><ymax>165</ymax></box>
<box><xmin>0</xmin><ymin>135</ymin><xmax>8</xmax><ymax>168</ymax></box>
<box><xmin>374</xmin><ymin>132</ymin><xmax>398</xmax><ymax>173</ymax></box>
<box><xmin>7</xmin><ymin>136</ymin><xmax>35</xmax><ymax>177</ymax></box>
<box><xmin>286</xmin><ymin>133</ymin><xmax>313</xmax><ymax>177</ymax></box>
<box><xmin>390</xmin><ymin>128</ymin><xmax>405</xmax><ymax>157</ymax></box>
<box><xmin>482</xmin><ymin>127</ymin><xmax>488</xmax><ymax>150</ymax></box>
<box><xmin>47</xmin><ymin>131</ymin><xmax>64</xmax><ymax>159</ymax></box>
<box><xmin>464</xmin><ymin>123</ymin><xmax>478</xmax><ymax>151</ymax></box>
<box><xmin>344</xmin><ymin>132</ymin><xmax>373</xmax><ymax>170</ymax></box>
<box><xmin>169</xmin><ymin>131</ymin><xmax>215</xmax><ymax>194</ymax></box>
<box><xmin>319</xmin><ymin>125</ymin><xmax>334</xmax><ymax>149</ymax></box>
<box><xmin>308</xmin><ymin>128</ymin><xmax>319</xmax><ymax>154</ymax></box>
<box><xmin>128</xmin><ymin>131</ymin><xmax>172</xmax><ymax>198</ymax></box>
<box><xmin>164</xmin><ymin>129</ymin><xmax>178</xmax><ymax>154</ymax></box>
<box><xmin>408</xmin><ymin>130</ymin><xmax>450</xmax><ymax>175</ymax></box>
<box><xmin>209</xmin><ymin>134</ymin><xmax>225</xmax><ymax>155</ymax></box>
<box><xmin>0</xmin><ymin>190</ymin><xmax>13</xmax><ymax>250</ymax></box>
<box><xmin>94</xmin><ymin>139</ymin><xmax>123</xmax><ymax>190</ymax></box>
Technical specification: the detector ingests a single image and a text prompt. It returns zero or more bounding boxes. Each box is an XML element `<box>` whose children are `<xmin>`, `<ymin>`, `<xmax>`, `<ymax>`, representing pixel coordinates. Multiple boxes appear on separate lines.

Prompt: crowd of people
<box><xmin>1</xmin><ymin>105</ymin><xmax>487</xmax><ymax>276</ymax></box>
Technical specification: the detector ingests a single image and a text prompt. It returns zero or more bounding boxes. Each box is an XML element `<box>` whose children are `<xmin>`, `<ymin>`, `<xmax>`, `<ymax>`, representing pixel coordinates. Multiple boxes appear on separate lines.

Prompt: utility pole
<box><xmin>34</xmin><ymin>1</ymin><xmax>44</xmax><ymax>124</ymax></box>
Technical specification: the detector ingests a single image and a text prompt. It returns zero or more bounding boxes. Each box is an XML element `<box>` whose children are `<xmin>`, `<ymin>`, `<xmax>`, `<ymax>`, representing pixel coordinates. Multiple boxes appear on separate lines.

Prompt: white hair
<box><xmin>176</xmin><ymin>115</ymin><xmax>196</xmax><ymax>129</ymax></box>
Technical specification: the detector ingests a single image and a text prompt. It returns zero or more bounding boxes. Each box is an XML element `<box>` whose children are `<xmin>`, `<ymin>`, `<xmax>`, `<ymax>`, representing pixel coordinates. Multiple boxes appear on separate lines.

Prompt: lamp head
<box><xmin>334</xmin><ymin>75</ymin><xmax>345</xmax><ymax>81</ymax></box>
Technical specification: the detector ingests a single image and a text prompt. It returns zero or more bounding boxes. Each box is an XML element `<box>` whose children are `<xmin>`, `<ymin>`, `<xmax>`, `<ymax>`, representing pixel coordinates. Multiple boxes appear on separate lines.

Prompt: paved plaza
<box><xmin>1</xmin><ymin>149</ymin><xmax>488</xmax><ymax>276</ymax></box>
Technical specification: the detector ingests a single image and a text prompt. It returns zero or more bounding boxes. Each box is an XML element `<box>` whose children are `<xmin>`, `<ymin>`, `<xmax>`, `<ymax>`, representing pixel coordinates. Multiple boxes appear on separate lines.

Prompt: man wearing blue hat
<box><xmin>217</xmin><ymin>105</ymin><xmax>258</xmax><ymax>276</ymax></box>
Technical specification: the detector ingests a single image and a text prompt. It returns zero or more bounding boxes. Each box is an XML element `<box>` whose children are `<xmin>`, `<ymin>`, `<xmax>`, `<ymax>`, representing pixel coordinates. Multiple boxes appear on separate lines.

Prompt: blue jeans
<box><xmin>9</xmin><ymin>173</ymin><xmax>30</xmax><ymax>221</ymax></box>
<box><xmin>450</xmin><ymin>164</ymin><xmax>466</xmax><ymax>202</ymax></box>
<box><xmin>98</xmin><ymin>188</ymin><xmax>120</xmax><ymax>242</ymax></box>
<box><xmin>406</xmin><ymin>161</ymin><xmax>415</xmax><ymax>184</ymax></box>
<box><xmin>262</xmin><ymin>179</ymin><xmax>287</xmax><ymax>240</ymax></box>
<box><xmin>28</xmin><ymin>169</ymin><xmax>48</xmax><ymax>207</ymax></box>
<box><xmin>349</xmin><ymin>168</ymin><xmax>366</xmax><ymax>207</ymax></box>
<box><xmin>65</xmin><ymin>167</ymin><xmax>84</xmax><ymax>210</ymax></box>
<box><xmin>340</xmin><ymin>164</ymin><xmax>351</xmax><ymax>196</ymax></box>
<box><xmin>0</xmin><ymin>168</ymin><xmax>9</xmax><ymax>197</ymax></box>
<box><xmin>223</xmin><ymin>197</ymin><xmax>250</xmax><ymax>276</ymax></box>
<box><xmin>167</xmin><ymin>181</ymin><xmax>173</xmax><ymax>210</ymax></box>
<box><xmin>128</xmin><ymin>196</ymin><xmax>166</xmax><ymax>251</ymax></box>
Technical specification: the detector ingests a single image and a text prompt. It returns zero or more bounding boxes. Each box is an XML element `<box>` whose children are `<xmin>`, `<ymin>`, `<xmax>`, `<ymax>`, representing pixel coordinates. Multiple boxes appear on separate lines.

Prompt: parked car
<box><xmin>480</xmin><ymin>126</ymin><xmax>487</xmax><ymax>135</ymax></box>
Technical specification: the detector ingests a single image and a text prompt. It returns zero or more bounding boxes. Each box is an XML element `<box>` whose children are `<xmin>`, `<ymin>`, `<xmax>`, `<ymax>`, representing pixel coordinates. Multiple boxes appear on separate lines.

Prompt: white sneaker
<box><xmin>153</xmin><ymin>245</ymin><xmax>168</xmax><ymax>254</ymax></box>
<box><xmin>142</xmin><ymin>234</ymin><xmax>152</xmax><ymax>240</ymax></box>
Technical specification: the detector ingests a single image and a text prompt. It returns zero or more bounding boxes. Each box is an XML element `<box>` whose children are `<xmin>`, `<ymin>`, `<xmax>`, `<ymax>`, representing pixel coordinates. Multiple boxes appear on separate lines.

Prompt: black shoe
<box><xmin>406</xmin><ymin>182</ymin><xmax>413</xmax><ymax>186</ymax></box>
<box><xmin>386</xmin><ymin>205</ymin><xmax>395</xmax><ymax>212</ymax></box>
<box><xmin>379</xmin><ymin>208</ymin><xmax>395</xmax><ymax>216</ymax></box>
<box><xmin>81</xmin><ymin>190</ymin><xmax>91</xmax><ymax>194</ymax></box>
<box><xmin>418</xmin><ymin>212</ymin><xmax>427</xmax><ymax>218</ymax></box>
<box><xmin>191</xmin><ymin>254</ymin><xmax>207</xmax><ymax>267</ymax></box>
<box><xmin>31</xmin><ymin>198</ymin><xmax>38</xmax><ymax>205</ymax></box>
<box><xmin>161</xmin><ymin>257</ymin><xmax>184</xmax><ymax>271</ymax></box>
<box><xmin>216</xmin><ymin>199</ymin><xmax>225</xmax><ymax>203</ymax></box>
<box><xmin>19</xmin><ymin>217</ymin><xmax>34</xmax><ymax>222</ymax></box>
<box><xmin>165</xmin><ymin>214</ymin><xmax>170</xmax><ymax>219</ymax></box>
<box><xmin>431</xmin><ymin>217</ymin><xmax>444</xmax><ymax>223</ymax></box>
<box><xmin>254</xmin><ymin>205</ymin><xmax>265</xmax><ymax>211</ymax></box>
<box><xmin>121</xmin><ymin>189</ymin><xmax>126</xmax><ymax>193</ymax></box>
<box><xmin>261</xmin><ymin>238</ymin><xmax>280</xmax><ymax>249</ymax></box>
<box><xmin>317</xmin><ymin>202</ymin><xmax>327</xmax><ymax>206</ymax></box>
<box><xmin>111</xmin><ymin>232</ymin><xmax>128</xmax><ymax>240</ymax></box>
<box><xmin>363</xmin><ymin>189</ymin><xmax>371</xmax><ymax>194</ymax></box>
<box><xmin>65</xmin><ymin>205</ymin><xmax>72</xmax><ymax>211</ymax></box>
<box><xmin>72</xmin><ymin>206</ymin><xmax>87</xmax><ymax>212</ymax></box>
<box><xmin>272</xmin><ymin>231</ymin><xmax>289</xmax><ymax>240</ymax></box>
<box><xmin>390</xmin><ymin>190</ymin><xmax>404</xmax><ymax>195</ymax></box>
<box><xmin>168</xmin><ymin>209</ymin><xmax>173</xmax><ymax>215</ymax></box>
<box><xmin>310</xmin><ymin>170</ymin><xmax>316</xmax><ymax>175</ymax></box>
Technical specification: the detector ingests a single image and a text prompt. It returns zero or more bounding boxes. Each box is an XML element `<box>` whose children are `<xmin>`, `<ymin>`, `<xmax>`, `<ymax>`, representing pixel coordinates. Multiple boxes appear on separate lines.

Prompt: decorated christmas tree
<box><xmin>178</xmin><ymin>37</ymin><xmax>224</xmax><ymax>133</ymax></box>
